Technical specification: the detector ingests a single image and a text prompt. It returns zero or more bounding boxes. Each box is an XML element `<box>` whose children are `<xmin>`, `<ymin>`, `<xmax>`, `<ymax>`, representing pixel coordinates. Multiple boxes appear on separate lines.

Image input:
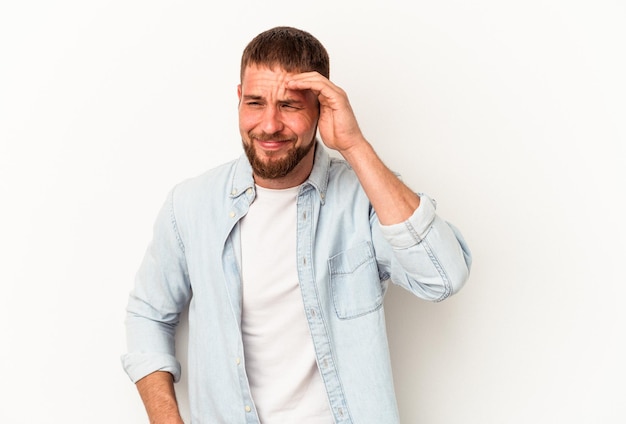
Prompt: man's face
<box><xmin>238</xmin><ymin>65</ymin><xmax>319</xmax><ymax>187</ymax></box>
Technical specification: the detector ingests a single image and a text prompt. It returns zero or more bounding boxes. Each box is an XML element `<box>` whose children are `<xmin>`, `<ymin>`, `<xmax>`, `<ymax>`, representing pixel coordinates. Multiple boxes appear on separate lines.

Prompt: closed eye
<box><xmin>242</xmin><ymin>95</ymin><xmax>264</xmax><ymax>107</ymax></box>
<box><xmin>280</xmin><ymin>102</ymin><xmax>303</xmax><ymax>110</ymax></box>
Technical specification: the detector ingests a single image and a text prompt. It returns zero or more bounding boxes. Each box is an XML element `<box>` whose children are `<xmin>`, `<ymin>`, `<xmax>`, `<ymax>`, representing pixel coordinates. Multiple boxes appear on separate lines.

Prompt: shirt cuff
<box><xmin>121</xmin><ymin>352</ymin><xmax>182</xmax><ymax>383</ymax></box>
<box><xmin>378</xmin><ymin>193</ymin><xmax>437</xmax><ymax>249</ymax></box>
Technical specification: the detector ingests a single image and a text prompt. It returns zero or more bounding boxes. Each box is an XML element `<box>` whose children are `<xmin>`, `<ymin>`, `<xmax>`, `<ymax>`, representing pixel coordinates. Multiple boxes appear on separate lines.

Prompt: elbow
<box><xmin>447</xmin><ymin>263</ymin><xmax>470</xmax><ymax>298</ymax></box>
<box><xmin>439</xmin><ymin>241</ymin><xmax>472</xmax><ymax>301</ymax></box>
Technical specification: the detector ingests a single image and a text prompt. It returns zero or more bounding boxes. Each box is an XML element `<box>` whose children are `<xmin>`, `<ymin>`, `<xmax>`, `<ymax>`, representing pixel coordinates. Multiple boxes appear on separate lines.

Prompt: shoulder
<box><xmin>327</xmin><ymin>156</ymin><xmax>360</xmax><ymax>186</ymax></box>
<box><xmin>324</xmin><ymin>156</ymin><xmax>369</xmax><ymax>206</ymax></box>
<box><xmin>171</xmin><ymin>158</ymin><xmax>239</xmax><ymax>202</ymax></box>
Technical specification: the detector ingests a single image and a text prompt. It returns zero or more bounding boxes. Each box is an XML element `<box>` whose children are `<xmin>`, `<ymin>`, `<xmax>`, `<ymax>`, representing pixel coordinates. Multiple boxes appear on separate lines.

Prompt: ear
<box><xmin>237</xmin><ymin>84</ymin><xmax>242</xmax><ymax>103</ymax></box>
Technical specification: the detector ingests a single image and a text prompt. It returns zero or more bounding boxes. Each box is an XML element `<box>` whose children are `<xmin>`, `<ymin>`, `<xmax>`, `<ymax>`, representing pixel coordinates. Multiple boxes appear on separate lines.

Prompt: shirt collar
<box><xmin>305</xmin><ymin>142</ymin><xmax>330</xmax><ymax>204</ymax></box>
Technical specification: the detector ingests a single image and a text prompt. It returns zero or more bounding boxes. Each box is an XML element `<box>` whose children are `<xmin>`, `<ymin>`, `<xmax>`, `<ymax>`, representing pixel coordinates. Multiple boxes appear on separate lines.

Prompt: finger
<box><xmin>285</xmin><ymin>73</ymin><xmax>338</xmax><ymax>94</ymax></box>
<box><xmin>286</xmin><ymin>79</ymin><xmax>346</xmax><ymax>108</ymax></box>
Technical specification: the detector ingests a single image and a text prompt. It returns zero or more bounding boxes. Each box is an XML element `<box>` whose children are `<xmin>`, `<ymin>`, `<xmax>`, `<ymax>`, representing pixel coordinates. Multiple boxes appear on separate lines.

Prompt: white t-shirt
<box><xmin>240</xmin><ymin>185</ymin><xmax>333</xmax><ymax>423</ymax></box>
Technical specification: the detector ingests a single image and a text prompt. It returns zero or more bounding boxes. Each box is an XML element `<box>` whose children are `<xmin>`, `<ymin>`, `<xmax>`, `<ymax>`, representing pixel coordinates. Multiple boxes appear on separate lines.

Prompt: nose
<box><xmin>259</xmin><ymin>105</ymin><xmax>284</xmax><ymax>135</ymax></box>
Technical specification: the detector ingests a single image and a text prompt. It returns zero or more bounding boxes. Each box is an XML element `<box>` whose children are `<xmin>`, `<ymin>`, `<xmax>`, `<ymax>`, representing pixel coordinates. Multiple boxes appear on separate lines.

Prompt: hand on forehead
<box><xmin>241</xmin><ymin>65</ymin><xmax>317</xmax><ymax>103</ymax></box>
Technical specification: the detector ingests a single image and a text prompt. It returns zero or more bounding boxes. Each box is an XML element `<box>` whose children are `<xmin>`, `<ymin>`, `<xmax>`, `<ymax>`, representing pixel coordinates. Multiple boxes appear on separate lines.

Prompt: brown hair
<box><xmin>240</xmin><ymin>26</ymin><xmax>329</xmax><ymax>81</ymax></box>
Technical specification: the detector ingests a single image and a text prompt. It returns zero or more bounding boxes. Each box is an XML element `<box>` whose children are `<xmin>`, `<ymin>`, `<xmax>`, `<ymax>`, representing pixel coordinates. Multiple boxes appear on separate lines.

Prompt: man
<box><xmin>122</xmin><ymin>26</ymin><xmax>471</xmax><ymax>424</ymax></box>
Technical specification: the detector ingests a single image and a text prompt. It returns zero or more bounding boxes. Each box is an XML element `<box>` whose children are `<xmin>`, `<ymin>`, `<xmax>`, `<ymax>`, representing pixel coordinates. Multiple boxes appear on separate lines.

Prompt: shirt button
<box><xmin>229</xmin><ymin>211</ymin><xmax>235</xmax><ymax>218</ymax></box>
<box><xmin>231</xmin><ymin>188</ymin><xmax>237</xmax><ymax>195</ymax></box>
<box><xmin>236</xmin><ymin>357</ymin><xmax>241</xmax><ymax>365</ymax></box>
<box><xmin>245</xmin><ymin>405</ymin><xmax>251</xmax><ymax>413</ymax></box>
<box><xmin>246</xmin><ymin>188</ymin><xmax>253</xmax><ymax>195</ymax></box>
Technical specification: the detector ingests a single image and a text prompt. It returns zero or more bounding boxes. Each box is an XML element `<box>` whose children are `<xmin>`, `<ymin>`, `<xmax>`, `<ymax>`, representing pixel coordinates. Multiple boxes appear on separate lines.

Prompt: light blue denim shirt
<box><xmin>122</xmin><ymin>144</ymin><xmax>472</xmax><ymax>423</ymax></box>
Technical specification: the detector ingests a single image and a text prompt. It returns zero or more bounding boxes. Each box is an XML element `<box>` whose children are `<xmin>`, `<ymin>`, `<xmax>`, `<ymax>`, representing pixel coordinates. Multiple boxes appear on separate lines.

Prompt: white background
<box><xmin>1</xmin><ymin>1</ymin><xmax>624</xmax><ymax>423</ymax></box>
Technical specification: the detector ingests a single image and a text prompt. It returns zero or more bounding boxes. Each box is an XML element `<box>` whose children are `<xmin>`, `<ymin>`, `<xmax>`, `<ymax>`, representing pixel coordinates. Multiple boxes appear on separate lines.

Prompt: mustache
<box><xmin>249</xmin><ymin>132</ymin><xmax>296</xmax><ymax>143</ymax></box>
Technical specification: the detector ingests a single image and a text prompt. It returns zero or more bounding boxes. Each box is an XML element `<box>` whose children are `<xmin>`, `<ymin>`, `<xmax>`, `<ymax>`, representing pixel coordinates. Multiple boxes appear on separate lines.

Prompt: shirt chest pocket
<box><xmin>328</xmin><ymin>241</ymin><xmax>384</xmax><ymax>320</ymax></box>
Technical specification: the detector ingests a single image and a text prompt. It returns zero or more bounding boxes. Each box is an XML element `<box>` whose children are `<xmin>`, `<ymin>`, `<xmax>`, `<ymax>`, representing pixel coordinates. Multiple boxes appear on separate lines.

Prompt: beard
<box><xmin>243</xmin><ymin>133</ymin><xmax>316</xmax><ymax>180</ymax></box>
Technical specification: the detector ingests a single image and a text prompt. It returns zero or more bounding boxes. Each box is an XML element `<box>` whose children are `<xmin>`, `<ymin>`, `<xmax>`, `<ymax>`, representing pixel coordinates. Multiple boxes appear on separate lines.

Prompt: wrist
<box><xmin>337</xmin><ymin>137</ymin><xmax>371</xmax><ymax>163</ymax></box>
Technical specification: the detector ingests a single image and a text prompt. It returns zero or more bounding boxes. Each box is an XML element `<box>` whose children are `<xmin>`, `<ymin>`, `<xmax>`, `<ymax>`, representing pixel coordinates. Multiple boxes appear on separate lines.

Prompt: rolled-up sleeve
<box><xmin>376</xmin><ymin>194</ymin><xmax>472</xmax><ymax>301</ymax></box>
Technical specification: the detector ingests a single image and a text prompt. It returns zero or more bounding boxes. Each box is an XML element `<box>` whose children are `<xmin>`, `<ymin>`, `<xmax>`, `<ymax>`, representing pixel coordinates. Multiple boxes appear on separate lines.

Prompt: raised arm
<box><xmin>285</xmin><ymin>72</ymin><xmax>419</xmax><ymax>225</ymax></box>
<box><xmin>287</xmin><ymin>72</ymin><xmax>471</xmax><ymax>300</ymax></box>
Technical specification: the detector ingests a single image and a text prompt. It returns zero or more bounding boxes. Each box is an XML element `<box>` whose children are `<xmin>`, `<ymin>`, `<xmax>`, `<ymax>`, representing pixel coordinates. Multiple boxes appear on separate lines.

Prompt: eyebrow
<box><xmin>241</xmin><ymin>94</ymin><xmax>304</xmax><ymax>105</ymax></box>
<box><xmin>242</xmin><ymin>94</ymin><xmax>263</xmax><ymax>101</ymax></box>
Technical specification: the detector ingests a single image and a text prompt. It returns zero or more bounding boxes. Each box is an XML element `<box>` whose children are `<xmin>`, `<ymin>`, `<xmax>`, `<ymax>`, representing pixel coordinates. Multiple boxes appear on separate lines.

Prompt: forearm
<box><xmin>339</xmin><ymin>139</ymin><xmax>420</xmax><ymax>225</ymax></box>
<box><xmin>136</xmin><ymin>371</ymin><xmax>184</xmax><ymax>424</ymax></box>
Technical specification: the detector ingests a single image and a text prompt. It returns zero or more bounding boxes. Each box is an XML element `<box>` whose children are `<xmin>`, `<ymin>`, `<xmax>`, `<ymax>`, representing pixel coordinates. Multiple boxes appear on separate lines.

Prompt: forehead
<box><xmin>240</xmin><ymin>65</ymin><xmax>301</xmax><ymax>98</ymax></box>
